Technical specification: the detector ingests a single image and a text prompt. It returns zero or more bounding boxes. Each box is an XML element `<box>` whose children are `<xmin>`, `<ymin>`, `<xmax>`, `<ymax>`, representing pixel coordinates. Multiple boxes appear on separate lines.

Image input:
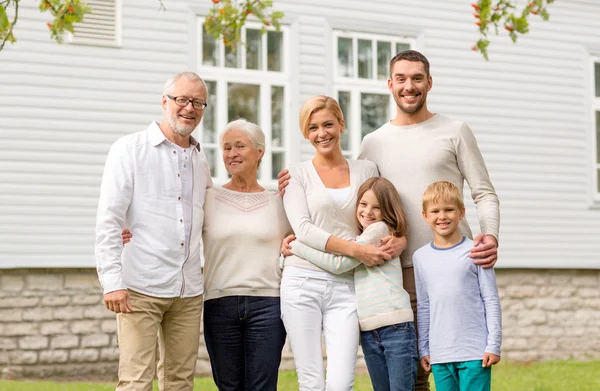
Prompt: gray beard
<box><xmin>168</xmin><ymin>115</ymin><xmax>195</xmax><ymax>137</ymax></box>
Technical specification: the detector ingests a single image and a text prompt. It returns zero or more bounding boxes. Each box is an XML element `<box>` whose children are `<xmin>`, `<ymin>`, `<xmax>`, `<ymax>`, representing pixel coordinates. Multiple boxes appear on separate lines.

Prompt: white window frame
<box><xmin>333</xmin><ymin>31</ymin><xmax>414</xmax><ymax>157</ymax></box>
<box><xmin>67</xmin><ymin>0</ymin><xmax>123</xmax><ymax>47</ymax></box>
<box><xmin>592</xmin><ymin>57</ymin><xmax>600</xmax><ymax>205</ymax></box>
<box><xmin>196</xmin><ymin>18</ymin><xmax>290</xmax><ymax>188</ymax></box>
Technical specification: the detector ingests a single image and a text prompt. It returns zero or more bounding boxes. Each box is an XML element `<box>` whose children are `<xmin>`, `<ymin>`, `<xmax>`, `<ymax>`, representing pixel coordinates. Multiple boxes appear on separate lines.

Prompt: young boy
<box><xmin>413</xmin><ymin>181</ymin><xmax>502</xmax><ymax>391</ymax></box>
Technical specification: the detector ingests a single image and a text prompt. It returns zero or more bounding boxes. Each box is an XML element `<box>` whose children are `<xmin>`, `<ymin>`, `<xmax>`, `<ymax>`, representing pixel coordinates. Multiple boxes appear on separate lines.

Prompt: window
<box><xmin>334</xmin><ymin>31</ymin><xmax>413</xmax><ymax>157</ymax></box>
<box><xmin>593</xmin><ymin>59</ymin><xmax>600</xmax><ymax>198</ymax></box>
<box><xmin>69</xmin><ymin>0</ymin><xmax>122</xmax><ymax>46</ymax></box>
<box><xmin>197</xmin><ymin>20</ymin><xmax>288</xmax><ymax>185</ymax></box>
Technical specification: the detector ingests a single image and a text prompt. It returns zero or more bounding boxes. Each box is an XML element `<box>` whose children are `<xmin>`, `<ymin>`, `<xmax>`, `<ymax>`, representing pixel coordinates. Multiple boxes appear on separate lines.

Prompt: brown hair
<box><xmin>422</xmin><ymin>181</ymin><xmax>464</xmax><ymax>212</ymax></box>
<box><xmin>389</xmin><ymin>49</ymin><xmax>430</xmax><ymax>78</ymax></box>
<box><xmin>356</xmin><ymin>177</ymin><xmax>407</xmax><ymax>237</ymax></box>
<box><xmin>298</xmin><ymin>95</ymin><xmax>345</xmax><ymax>139</ymax></box>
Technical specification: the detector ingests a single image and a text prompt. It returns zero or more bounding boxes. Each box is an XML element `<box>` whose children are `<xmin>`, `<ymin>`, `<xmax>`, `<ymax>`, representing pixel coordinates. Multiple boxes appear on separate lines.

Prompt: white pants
<box><xmin>280</xmin><ymin>273</ymin><xmax>359</xmax><ymax>391</ymax></box>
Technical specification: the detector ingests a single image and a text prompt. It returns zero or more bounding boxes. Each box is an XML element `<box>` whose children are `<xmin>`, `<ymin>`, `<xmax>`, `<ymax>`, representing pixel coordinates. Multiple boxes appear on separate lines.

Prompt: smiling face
<box><xmin>356</xmin><ymin>189</ymin><xmax>383</xmax><ymax>230</ymax></box>
<box><xmin>388</xmin><ymin>59</ymin><xmax>432</xmax><ymax>116</ymax></box>
<box><xmin>162</xmin><ymin>78</ymin><xmax>207</xmax><ymax>137</ymax></box>
<box><xmin>221</xmin><ymin>129</ymin><xmax>264</xmax><ymax>178</ymax></box>
<box><xmin>422</xmin><ymin>200</ymin><xmax>465</xmax><ymax>241</ymax></box>
<box><xmin>306</xmin><ymin>109</ymin><xmax>344</xmax><ymax>157</ymax></box>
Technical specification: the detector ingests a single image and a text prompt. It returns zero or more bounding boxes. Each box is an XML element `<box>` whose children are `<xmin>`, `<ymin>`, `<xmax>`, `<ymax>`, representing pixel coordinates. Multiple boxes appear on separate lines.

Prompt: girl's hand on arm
<box><xmin>347</xmin><ymin>241</ymin><xmax>390</xmax><ymax>266</ymax></box>
<box><xmin>280</xmin><ymin>234</ymin><xmax>295</xmax><ymax>257</ymax></box>
<box><xmin>379</xmin><ymin>235</ymin><xmax>407</xmax><ymax>259</ymax></box>
<box><xmin>420</xmin><ymin>356</ymin><xmax>431</xmax><ymax>373</ymax></box>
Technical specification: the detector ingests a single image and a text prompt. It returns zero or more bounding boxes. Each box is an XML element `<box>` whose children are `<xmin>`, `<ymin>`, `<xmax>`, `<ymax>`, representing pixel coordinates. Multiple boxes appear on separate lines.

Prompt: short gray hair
<box><xmin>220</xmin><ymin>119</ymin><xmax>266</xmax><ymax>153</ymax></box>
<box><xmin>163</xmin><ymin>72</ymin><xmax>208</xmax><ymax>97</ymax></box>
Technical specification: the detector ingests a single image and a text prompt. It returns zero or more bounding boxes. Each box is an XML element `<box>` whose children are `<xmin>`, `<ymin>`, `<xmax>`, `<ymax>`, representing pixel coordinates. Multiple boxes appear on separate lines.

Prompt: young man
<box><xmin>279</xmin><ymin>50</ymin><xmax>500</xmax><ymax>390</ymax></box>
<box><xmin>356</xmin><ymin>50</ymin><xmax>500</xmax><ymax>390</ymax></box>
<box><xmin>414</xmin><ymin>181</ymin><xmax>501</xmax><ymax>391</ymax></box>
<box><xmin>95</xmin><ymin>72</ymin><xmax>212</xmax><ymax>391</ymax></box>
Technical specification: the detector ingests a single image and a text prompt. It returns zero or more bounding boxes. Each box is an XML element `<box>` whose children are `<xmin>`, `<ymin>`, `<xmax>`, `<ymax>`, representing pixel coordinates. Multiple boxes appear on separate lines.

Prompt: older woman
<box><xmin>122</xmin><ymin>118</ymin><xmax>290</xmax><ymax>391</ymax></box>
<box><xmin>201</xmin><ymin>119</ymin><xmax>290</xmax><ymax>390</ymax></box>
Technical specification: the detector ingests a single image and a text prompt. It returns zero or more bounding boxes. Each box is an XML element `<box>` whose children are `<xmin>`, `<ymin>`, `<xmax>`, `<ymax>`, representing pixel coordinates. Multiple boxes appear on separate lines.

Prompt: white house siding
<box><xmin>1</xmin><ymin>0</ymin><xmax>600</xmax><ymax>380</ymax></box>
<box><xmin>0</xmin><ymin>0</ymin><xmax>197</xmax><ymax>268</ymax></box>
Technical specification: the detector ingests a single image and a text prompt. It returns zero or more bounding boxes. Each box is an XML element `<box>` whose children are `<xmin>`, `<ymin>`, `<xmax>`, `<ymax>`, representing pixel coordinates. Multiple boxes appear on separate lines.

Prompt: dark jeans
<box><xmin>203</xmin><ymin>296</ymin><xmax>286</xmax><ymax>391</ymax></box>
<box><xmin>360</xmin><ymin>321</ymin><xmax>418</xmax><ymax>391</ymax></box>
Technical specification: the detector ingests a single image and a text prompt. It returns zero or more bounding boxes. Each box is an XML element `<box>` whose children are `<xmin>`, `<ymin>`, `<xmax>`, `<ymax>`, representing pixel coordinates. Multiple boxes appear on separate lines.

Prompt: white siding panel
<box><xmin>0</xmin><ymin>0</ymin><xmax>195</xmax><ymax>267</ymax></box>
<box><xmin>1</xmin><ymin>0</ymin><xmax>600</xmax><ymax>270</ymax></box>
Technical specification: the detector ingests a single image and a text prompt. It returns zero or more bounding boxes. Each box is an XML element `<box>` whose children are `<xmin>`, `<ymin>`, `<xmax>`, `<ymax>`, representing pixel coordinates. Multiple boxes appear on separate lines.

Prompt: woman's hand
<box><xmin>351</xmin><ymin>242</ymin><xmax>390</xmax><ymax>266</ymax></box>
<box><xmin>280</xmin><ymin>234</ymin><xmax>296</xmax><ymax>257</ymax></box>
<box><xmin>122</xmin><ymin>228</ymin><xmax>132</xmax><ymax>245</ymax></box>
<box><xmin>379</xmin><ymin>235</ymin><xmax>407</xmax><ymax>259</ymax></box>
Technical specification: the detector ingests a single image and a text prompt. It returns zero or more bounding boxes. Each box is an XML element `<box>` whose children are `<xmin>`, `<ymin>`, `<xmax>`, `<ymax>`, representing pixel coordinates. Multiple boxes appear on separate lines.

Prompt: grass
<box><xmin>1</xmin><ymin>360</ymin><xmax>599</xmax><ymax>390</ymax></box>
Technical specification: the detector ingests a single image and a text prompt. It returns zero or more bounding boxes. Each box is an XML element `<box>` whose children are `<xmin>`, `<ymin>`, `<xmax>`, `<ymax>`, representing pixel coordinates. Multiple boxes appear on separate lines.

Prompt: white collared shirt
<box><xmin>95</xmin><ymin>122</ymin><xmax>212</xmax><ymax>298</ymax></box>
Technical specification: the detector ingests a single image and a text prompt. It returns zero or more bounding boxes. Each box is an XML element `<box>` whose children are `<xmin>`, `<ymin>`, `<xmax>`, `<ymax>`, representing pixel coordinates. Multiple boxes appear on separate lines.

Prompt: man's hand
<box><xmin>277</xmin><ymin>169</ymin><xmax>290</xmax><ymax>197</ymax></box>
<box><xmin>104</xmin><ymin>289</ymin><xmax>133</xmax><ymax>313</ymax></box>
<box><xmin>482</xmin><ymin>353</ymin><xmax>500</xmax><ymax>367</ymax></box>
<box><xmin>379</xmin><ymin>235</ymin><xmax>407</xmax><ymax>259</ymax></box>
<box><xmin>281</xmin><ymin>234</ymin><xmax>295</xmax><ymax>257</ymax></box>
<box><xmin>420</xmin><ymin>356</ymin><xmax>431</xmax><ymax>373</ymax></box>
<box><xmin>470</xmin><ymin>234</ymin><xmax>498</xmax><ymax>269</ymax></box>
<box><xmin>122</xmin><ymin>228</ymin><xmax>132</xmax><ymax>245</ymax></box>
<box><xmin>352</xmin><ymin>243</ymin><xmax>390</xmax><ymax>266</ymax></box>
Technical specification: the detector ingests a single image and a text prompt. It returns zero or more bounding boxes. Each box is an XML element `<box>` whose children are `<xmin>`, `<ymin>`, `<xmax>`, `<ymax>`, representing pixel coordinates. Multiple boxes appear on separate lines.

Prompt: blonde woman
<box><xmin>280</xmin><ymin>96</ymin><xmax>405</xmax><ymax>390</ymax></box>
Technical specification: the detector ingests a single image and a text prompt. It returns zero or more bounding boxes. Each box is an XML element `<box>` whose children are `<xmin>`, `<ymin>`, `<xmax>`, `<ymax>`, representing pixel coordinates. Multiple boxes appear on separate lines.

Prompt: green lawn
<box><xmin>1</xmin><ymin>360</ymin><xmax>599</xmax><ymax>390</ymax></box>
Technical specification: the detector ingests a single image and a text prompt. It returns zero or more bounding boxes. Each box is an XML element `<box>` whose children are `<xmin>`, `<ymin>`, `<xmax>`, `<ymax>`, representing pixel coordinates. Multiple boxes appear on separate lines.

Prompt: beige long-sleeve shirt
<box><xmin>358</xmin><ymin>114</ymin><xmax>500</xmax><ymax>268</ymax></box>
<box><xmin>202</xmin><ymin>187</ymin><xmax>291</xmax><ymax>301</ymax></box>
<box><xmin>282</xmin><ymin>159</ymin><xmax>379</xmax><ymax>274</ymax></box>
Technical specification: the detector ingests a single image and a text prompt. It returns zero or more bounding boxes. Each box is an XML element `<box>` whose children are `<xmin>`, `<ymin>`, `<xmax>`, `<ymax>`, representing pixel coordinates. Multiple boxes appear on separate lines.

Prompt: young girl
<box><xmin>289</xmin><ymin>177</ymin><xmax>417</xmax><ymax>391</ymax></box>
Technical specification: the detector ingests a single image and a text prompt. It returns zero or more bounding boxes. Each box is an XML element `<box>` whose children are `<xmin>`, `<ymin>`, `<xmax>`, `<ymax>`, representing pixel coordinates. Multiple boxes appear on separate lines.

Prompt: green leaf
<box><xmin>0</xmin><ymin>6</ymin><xmax>9</xmax><ymax>31</ymax></box>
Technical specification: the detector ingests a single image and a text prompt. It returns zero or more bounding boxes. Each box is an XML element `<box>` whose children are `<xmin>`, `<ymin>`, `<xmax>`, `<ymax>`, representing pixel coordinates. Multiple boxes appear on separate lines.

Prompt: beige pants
<box><xmin>403</xmin><ymin>266</ymin><xmax>431</xmax><ymax>391</ymax></box>
<box><xmin>116</xmin><ymin>290</ymin><xmax>203</xmax><ymax>391</ymax></box>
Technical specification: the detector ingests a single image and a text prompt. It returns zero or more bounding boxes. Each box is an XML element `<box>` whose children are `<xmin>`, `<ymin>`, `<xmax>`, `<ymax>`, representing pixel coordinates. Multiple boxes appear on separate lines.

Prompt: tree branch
<box><xmin>0</xmin><ymin>0</ymin><xmax>18</xmax><ymax>52</ymax></box>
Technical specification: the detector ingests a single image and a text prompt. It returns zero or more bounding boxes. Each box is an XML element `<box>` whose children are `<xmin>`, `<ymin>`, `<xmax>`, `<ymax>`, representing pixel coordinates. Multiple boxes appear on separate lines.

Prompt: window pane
<box><xmin>204</xmin><ymin>147</ymin><xmax>218</xmax><ymax>178</ymax></box>
<box><xmin>246</xmin><ymin>29</ymin><xmax>262</xmax><ymax>70</ymax></box>
<box><xmin>227</xmin><ymin>83</ymin><xmax>260</xmax><ymax>124</ymax></box>
<box><xmin>271</xmin><ymin>86</ymin><xmax>284</xmax><ymax>147</ymax></box>
<box><xmin>202</xmin><ymin>81</ymin><xmax>217</xmax><ymax>144</ymax></box>
<box><xmin>225</xmin><ymin>44</ymin><xmax>240</xmax><ymax>68</ymax></box>
<box><xmin>361</xmin><ymin>93</ymin><xmax>389</xmax><ymax>139</ymax></box>
<box><xmin>267</xmin><ymin>31</ymin><xmax>283</xmax><ymax>72</ymax></box>
<box><xmin>358</xmin><ymin>39</ymin><xmax>373</xmax><ymax>79</ymax></box>
<box><xmin>596</xmin><ymin>111</ymin><xmax>600</xmax><ymax>163</ymax></box>
<box><xmin>396</xmin><ymin>42</ymin><xmax>410</xmax><ymax>54</ymax></box>
<box><xmin>338</xmin><ymin>91</ymin><xmax>351</xmax><ymax>151</ymax></box>
<box><xmin>202</xmin><ymin>26</ymin><xmax>219</xmax><ymax>66</ymax></box>
<box><xmin>377</xmin><ymin>41</ymin><xmax>391</xmax><ymax>80</ymax></box>
<box><xmin>337</xmin><ymin>37</ymin><xmax>353</xmax><ymax>77</ymax></box>
<box><xmin>595</xmin><ymin>63</ymin><xmax>600</xmax><ymax>98</ymax></box>
<box><xmin>272</xmin><ymin>152</ymin><xmax>285</xmax><ymax>180</ymax></box>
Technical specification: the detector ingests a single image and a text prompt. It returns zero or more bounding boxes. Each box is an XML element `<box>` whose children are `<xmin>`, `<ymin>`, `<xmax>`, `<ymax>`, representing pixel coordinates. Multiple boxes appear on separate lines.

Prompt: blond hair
<box><xmin>356</xmin><ymin>177</ymin><xmax>407</xmax><ymax>237</ymax></box>
<box><xmin>422</xmin><ymin>181</ymin><xmax>464</xmax><ymax>212</ymax></box>
<box><xmin>298</xmin><ymin>95</ymin><xmax>345</xmax><ymax>139</ymax></box>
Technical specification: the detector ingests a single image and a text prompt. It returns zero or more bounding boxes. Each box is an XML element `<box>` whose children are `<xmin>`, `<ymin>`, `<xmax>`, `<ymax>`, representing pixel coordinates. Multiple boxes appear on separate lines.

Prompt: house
<box><xmin>1</xmin><ymin>0</ymin><xmax>599</xmax><ymax>379</ymax></box>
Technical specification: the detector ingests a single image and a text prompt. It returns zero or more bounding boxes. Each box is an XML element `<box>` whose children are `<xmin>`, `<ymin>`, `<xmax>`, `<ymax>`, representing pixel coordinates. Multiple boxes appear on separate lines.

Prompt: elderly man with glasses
<box><xmin>95</xmin><ymin>72</ymin><xmax>212</xmax><ymax>391</ymax></box>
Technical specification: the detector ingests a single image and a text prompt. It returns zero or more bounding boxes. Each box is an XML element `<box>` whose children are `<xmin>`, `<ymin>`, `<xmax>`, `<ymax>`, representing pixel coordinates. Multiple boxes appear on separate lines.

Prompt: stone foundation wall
<box><xmin>0</xmin><ymin>268</ymin><xmax>598</xmax><ymax>379</ymax></box>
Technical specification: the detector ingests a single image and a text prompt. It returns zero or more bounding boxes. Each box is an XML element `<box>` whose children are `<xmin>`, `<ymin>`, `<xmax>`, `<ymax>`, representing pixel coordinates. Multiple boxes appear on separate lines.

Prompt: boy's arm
<box><xmin>290</xmin><ymin>222</ymin><xmax>388</xmax><ymax>274</ymax></box>
<box><xmin>477</xmin><ymin>265</ymin><xmax>502</xmax><ymax>357</ymax></box>
<box><xmin>414</xmin><ymin>259</ymin><xmax>431</xmax><ymax>359</ymax></box>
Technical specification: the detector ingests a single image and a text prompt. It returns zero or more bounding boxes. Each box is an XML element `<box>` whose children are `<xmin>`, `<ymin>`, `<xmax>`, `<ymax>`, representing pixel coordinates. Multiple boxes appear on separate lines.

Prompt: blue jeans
<box><xmin>360</xmin><ymin>321</ymin><xmax>418</xmax><ymax>391</ymax></box>
<box><xmin>203</xmin><ymin>296</ymin><xmax>287</xmax><ymax>391</ymax></box>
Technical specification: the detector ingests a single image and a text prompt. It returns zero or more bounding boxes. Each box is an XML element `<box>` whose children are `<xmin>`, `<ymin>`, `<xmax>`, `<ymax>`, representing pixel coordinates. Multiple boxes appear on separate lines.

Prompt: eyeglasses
<box><xmin>166</xmin><ymin>95</ymin><xmax>208</xmax><ymax>110</ymax></box>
